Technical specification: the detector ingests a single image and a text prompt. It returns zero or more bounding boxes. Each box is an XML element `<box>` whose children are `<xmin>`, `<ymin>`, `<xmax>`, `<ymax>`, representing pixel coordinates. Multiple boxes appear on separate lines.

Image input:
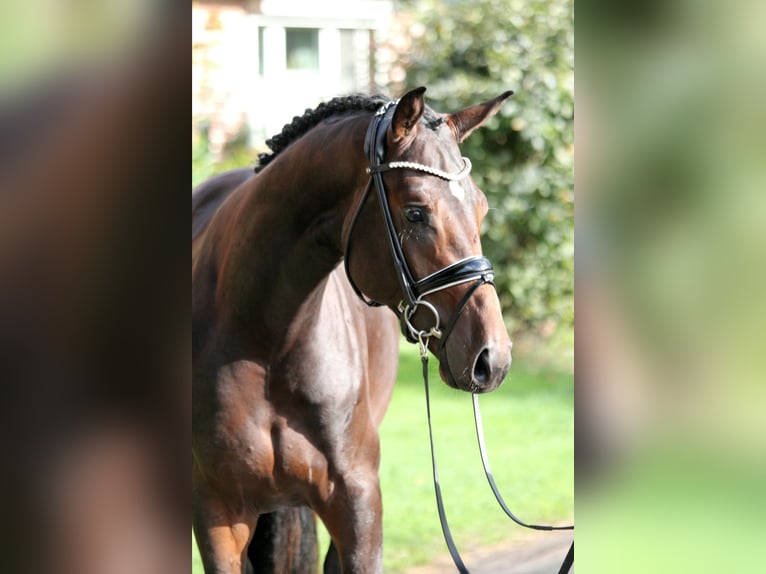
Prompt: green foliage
<box><xmin>398</xmin><ymin>0</ymin><xmax>574</xmax><ymax>331</ymax></box>
<box><xmin>192</xmin><ymin>122</ymin><xmax>260</xmax><ymax>188</ymax></box>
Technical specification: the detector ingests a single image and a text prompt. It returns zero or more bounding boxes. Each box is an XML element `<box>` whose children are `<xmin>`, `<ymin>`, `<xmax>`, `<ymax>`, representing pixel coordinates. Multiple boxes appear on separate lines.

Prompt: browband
<box><xmin>367</xmin><ymin>157</ymin><xmax>472</xmax><ymax>181</ymax></box>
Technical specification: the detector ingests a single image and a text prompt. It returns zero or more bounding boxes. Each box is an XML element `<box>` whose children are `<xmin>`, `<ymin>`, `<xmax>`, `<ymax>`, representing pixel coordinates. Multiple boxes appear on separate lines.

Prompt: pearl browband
<box><xmin>366</xmin><ymin>157</ymin><xmax>472</xmax><ymax>182</ymax></box>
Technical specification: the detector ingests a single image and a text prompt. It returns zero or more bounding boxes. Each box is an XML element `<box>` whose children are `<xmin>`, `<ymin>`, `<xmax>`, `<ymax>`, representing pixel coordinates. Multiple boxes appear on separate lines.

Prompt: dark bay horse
<box><xmin>192</xmin><ymin>87</ymin><xmax>513</xmax><ymax>573</ymax></box>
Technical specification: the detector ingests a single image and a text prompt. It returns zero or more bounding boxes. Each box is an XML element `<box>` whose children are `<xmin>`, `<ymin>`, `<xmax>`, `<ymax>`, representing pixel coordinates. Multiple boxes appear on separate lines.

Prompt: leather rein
<box><xmin>344</xmin><ymin>99</ymin><xmax>573</xmax><ymax>573</ymax></box>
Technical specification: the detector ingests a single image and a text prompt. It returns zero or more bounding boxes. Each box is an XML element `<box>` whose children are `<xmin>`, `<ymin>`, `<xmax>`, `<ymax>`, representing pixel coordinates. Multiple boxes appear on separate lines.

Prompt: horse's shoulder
<box><xmin>192</xmin><ymin>168</ymin><xmax>253</xmax><ymax>240</ymax></box>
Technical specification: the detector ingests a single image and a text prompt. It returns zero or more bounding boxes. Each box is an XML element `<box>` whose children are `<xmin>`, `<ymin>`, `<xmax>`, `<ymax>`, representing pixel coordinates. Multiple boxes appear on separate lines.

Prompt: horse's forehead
<box><xmin>416</xmin><ymin>131</ymin><xmax>480</xmax><ymax>200</ymax></box>
<box><xmin>448</xmin><ymin>179</ymin><xmax>467</xmax><ymax>202</ymax></box>
<box><xmin>418</xmin><ymin>121</ymin><xmax>458</xmax><ymax>154</ymax></box>
<box><xmin>401</xmin><ymin>123</ymin><xmax>462</xmax><ymax>172</ymax></box>
<box><xmin>387</xmin><ymin>122</ymin><xmax>482</xmax><ymax>211</ymax></box>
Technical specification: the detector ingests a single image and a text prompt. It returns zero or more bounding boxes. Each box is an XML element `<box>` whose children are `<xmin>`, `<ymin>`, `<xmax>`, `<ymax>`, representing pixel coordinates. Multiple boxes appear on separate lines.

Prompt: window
<box><xmin>286</xmin><ymin>28</ymin><xmax>319</xmax><ymax>71</ymax></box>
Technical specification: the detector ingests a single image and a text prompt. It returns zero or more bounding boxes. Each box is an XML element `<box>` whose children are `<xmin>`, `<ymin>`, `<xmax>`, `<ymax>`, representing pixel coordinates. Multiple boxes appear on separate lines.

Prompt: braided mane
<box><xmin>255</xmin><ymin>94</ymin><xmax>389</xmax><ymax>173</ymax></box>
<box><xmin>255</xmin><ymin>92</ymin><xmax>446</xmax><ymax>173</ymax></box>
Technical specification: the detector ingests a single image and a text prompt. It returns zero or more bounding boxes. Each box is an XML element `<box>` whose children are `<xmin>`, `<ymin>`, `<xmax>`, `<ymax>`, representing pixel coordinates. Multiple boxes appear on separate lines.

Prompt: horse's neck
<box><xmin>206</xmin><ymin>116</ymin><xmax>369</xmax><ymax>350</ymax></box>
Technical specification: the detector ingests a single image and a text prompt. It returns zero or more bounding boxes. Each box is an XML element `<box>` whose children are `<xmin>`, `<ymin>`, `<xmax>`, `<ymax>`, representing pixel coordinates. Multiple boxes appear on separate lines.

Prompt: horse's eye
<box><xmin>403</xmin><ymin>206</ymin><xmax>426</xmax><ymax>223</ymax></box>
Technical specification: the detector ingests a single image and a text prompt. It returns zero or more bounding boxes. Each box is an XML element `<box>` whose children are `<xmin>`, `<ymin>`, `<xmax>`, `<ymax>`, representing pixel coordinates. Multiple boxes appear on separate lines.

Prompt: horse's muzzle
<box><xmin>470</xmin><ymin>342</ymin><xmax>512</xmax><ymax>393</ymax></box>
<box><xmin>438</xmin><ymin>340</ymin><xmax>511</xmax><ymax>393</ymax></box>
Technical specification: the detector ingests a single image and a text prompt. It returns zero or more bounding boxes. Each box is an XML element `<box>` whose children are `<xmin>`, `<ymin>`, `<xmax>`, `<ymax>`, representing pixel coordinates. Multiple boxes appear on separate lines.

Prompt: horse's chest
<box><xmin>275</xmin><ymin>329</ymin><xmax>364</xmax><ymax>409</ymax></box>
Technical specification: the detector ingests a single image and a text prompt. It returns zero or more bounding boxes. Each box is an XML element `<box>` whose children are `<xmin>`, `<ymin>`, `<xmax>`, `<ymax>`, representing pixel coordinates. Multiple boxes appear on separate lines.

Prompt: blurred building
<box><xmin>192</xmin><ymin>0</ymin><xmax>394</xmax><ymax>156</ymax></box>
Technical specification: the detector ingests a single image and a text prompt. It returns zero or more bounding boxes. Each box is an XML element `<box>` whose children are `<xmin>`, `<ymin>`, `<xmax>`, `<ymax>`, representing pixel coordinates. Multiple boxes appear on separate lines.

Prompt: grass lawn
<box><xmin>193</xmin><ymin>340</ymin><xmax>573</xmax><ymax>573</ymax></box>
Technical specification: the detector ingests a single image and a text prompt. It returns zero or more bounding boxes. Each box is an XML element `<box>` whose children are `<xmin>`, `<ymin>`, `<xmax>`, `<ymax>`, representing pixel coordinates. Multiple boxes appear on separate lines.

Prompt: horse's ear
<box><xmin>447</xmin><ymin>91</ymin><xmax>514</xmax><ymax>143</ymax></box>
<box><xmin>390</xmin><ymin>86</ymin><xmax>427</xmax><ymax>145</ymax></box>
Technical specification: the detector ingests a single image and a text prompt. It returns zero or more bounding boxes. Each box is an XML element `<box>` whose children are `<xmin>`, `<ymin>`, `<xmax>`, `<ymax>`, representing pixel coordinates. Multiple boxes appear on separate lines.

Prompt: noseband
<box><xmin>344</xmin><ymin>99</ymin><xmax>496</xmax><ymax>350</ymax></box>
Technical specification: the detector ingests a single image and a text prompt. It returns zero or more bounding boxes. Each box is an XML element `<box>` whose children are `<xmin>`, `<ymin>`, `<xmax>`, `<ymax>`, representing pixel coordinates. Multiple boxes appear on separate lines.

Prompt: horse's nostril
<box><xmin>473</xmin><ymin>348</ymin><xmax>491</xmax><ymax>385</ymax></box>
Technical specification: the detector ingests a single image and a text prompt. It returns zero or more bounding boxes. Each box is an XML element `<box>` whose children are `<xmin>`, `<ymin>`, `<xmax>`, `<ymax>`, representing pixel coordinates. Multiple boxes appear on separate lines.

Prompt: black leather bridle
<box><xmin>344</xmin><ymin>99</ymin><xmax>574</xmax><ymax>573</ymax></box>
<box><xmin>344</xmin><ymin>99</ymin><xmax>495</xmax><ymax>352</ymax></box>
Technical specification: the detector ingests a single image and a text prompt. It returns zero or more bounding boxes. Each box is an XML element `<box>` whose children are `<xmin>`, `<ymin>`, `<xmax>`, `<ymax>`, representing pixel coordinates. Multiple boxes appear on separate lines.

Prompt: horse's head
<box><xmin>344</xmin><ymin>87</ymin><xmax>513</xmax><ymax>393</ymax></box>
